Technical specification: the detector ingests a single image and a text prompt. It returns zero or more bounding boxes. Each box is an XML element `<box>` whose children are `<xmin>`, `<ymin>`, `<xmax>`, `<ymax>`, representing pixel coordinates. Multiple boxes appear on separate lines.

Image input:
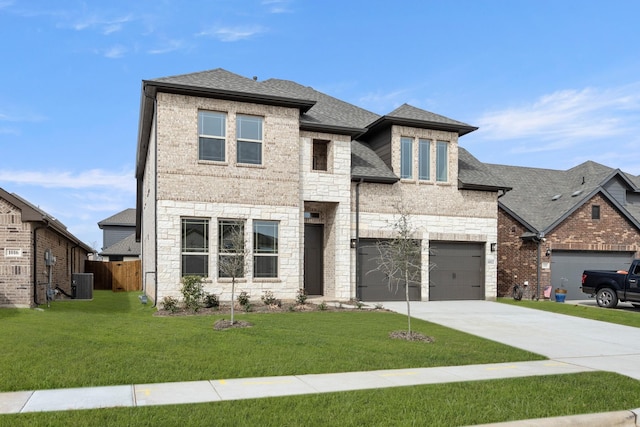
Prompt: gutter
<box><xmin>355</xmin><ymin>178</ymin><xmax>364</xmax><ymax>300</ymax></box>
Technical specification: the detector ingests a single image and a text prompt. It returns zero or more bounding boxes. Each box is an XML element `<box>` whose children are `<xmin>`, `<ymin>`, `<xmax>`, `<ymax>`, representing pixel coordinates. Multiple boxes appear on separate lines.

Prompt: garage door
<box><xmin>551</xmin><ymin>251</ymin><xmax>634</xmax><ymax>300</ymax></box>
<box><xmin>359</xmin><ymin>239</ymin><xmax>421</xmax><ymax>301</ymax></box>
<box><xmin>429</xmin><ymin>242</ymin><xmax>485</xmax><ymax>301</ymax></box>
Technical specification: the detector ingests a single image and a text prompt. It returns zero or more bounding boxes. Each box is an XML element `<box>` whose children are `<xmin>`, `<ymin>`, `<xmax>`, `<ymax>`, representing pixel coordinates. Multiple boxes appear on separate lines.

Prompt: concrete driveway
<box><xmin>382</xmin><ymin>300</ymin><xmax>640</xmax><ymax>380</ymax></box>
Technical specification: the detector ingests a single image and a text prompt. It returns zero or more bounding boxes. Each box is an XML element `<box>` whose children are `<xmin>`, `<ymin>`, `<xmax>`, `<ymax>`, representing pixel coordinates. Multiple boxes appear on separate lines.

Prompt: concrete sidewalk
<box><xmin>0</xmin><ymin>360</ymin><xmax>592</xmax><ymax>414</ymax></box>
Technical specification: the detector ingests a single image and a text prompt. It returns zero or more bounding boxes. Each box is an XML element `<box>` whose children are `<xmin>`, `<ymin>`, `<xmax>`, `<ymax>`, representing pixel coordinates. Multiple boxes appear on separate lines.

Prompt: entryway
<box><xmin>304</xmin><ymin>224</ymin><xmax>324</xmax><ymax>296</ymax></box>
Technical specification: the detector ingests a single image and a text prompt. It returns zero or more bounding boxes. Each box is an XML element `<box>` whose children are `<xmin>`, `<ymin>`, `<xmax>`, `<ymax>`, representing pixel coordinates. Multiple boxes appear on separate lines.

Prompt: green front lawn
<box><xmin>3</xmin><ymin>372</ymin><xmax>640</xmax><ymax>426</ymax></box>
<box><xmin>499</xmin><ymin>298</ymin><xmax>640</xmax><ymax>327</ymax></box>
<box><xmin>0</xmin><ymin>291</ymin><xmax>542</xmax><ymax>392</ymax></box>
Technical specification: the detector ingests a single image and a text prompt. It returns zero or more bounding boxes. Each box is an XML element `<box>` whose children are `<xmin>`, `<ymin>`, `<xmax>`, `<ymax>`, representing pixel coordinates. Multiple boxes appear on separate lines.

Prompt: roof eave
<box><xmin>459</xmin><ymin>181</ymin><xmax>512</xmax><ymax>193</ymax></box>
<box><xmin>366</xmin><ymin>116</ymin><xmax>478</xmax><ymax>137</ymax></box>
<box><xmin>351</xmin><ymin>175</ymin><xmax>399</xmax><ymax>184</ymax></box>
<box><xmin>300</xmin><ymin>122</ymin><xmax>366</xmax><ymax>138</ymax></box>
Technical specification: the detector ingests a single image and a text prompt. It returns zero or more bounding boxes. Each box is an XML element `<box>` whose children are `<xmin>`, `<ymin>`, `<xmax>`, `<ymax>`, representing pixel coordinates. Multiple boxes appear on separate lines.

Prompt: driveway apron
<box><xmin>381</xmin><ymin>300</ymin><xmax>640</xmax><ymax>380</ymax></box>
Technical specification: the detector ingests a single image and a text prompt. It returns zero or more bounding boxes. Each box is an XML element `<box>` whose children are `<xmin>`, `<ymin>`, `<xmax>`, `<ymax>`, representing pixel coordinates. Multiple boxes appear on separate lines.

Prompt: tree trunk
<box><xmin>405</xmin><ymin>269</ymin><xmax>411</xmax><ymax>335</ymax></box>
<box><xmin>231</xmin><ymin>278</ymin><xmax>236</xmax><ymax>324</ymax></box>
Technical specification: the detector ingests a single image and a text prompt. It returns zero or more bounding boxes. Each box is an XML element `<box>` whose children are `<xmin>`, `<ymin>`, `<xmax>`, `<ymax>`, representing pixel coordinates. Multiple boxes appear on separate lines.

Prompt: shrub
<box><xmin>318</xmin><ymin>301</ymin><xmax>328</xmax><ymax>311</ymax></box>
<box><xmin>237</xmin><ymin>291</ymin><xmax>250</xmax><ymax>308</ymax></box>
<box><xmin>203</xmin><ymin>293</ymin><xmax>219</xmax><ymax>309</ymax></box>
<box><xmin>296</xmin><ymin>288</ymin><xmax>307</xmax><ymax>305</ymax></box>
<box><xmin>181</xmin><ymin>275</ymin><xmax>204</xmax><ymax>312</ymax></box>
<box><xmin>261</xmin><ymin>290</ymin><xmax>280</xmax><ymax>307</ymax></box>
<box><xmin>161</xmin><ymin>296</ymin><xmax>179</xmax><ymax>313</ymax></box>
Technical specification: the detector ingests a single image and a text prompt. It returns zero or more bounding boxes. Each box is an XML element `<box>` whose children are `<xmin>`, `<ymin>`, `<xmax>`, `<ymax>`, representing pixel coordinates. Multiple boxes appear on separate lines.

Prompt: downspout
<box><xmin>32</xmin><ymin>221</ymin><xmax>49</xmax><ymax>306</ymax></box>
<box><xmin>355</xmin><ymin>178</ymin><xmax>364</xmax><ymax>300</ymax></box>
<box><xmin>152</xmin><ymin>94</ymin><xmax>159</xmax><ymax>308</ymax></box>
<box><xmin>535</xmin><ymin>233</ymin><xmax>544</xmax><ymax>300</ymax></box>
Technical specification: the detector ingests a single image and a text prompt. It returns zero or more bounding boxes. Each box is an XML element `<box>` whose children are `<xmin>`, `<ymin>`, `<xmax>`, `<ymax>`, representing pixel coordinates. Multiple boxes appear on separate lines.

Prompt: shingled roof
<box><xmin>488</xmin><ymin>161</ymin><xmax>640</xmax><ymax>234</ymax></box>
<box><xmin>137</xmin><ymin>68</ymin><xmax>506</xmax><ymax>193</ymax></box>
<box><xmin>99</xmin><ymin>233</ymin><xmax>140</xmax><ymax>257</ymax></box>
<box><xmin>98</xmin><ymin>208</ymin><xmax>136</xmax><ymax>228</ymax></box>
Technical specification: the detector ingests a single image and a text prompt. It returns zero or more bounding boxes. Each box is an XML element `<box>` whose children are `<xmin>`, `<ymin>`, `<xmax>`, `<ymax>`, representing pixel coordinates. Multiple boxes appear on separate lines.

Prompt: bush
<box><xmin>181</xmin><ymin>276</ymin><xmax>204</xmax><ymax>312</ymax></box>
<box><xmin>318</xmin><ymin>301</ymin><xmax>328</xmax><ymax>311</ymax></box>
<box><xmin>161</xmin><ymin>296</ymin><xmax>179</xmax><ymax>313</ymax></box>
<box><xmin>261</xmin><ymin>290</ymin><xmax>280</xmax><ymax>307</ymax></box>
<box><xmin>296</xmin><ymin>288</ymin><xmax>308</xmax><ymax>305</ymax></box>
<box><xmin>237</xmin><ymin>291</ymin><xmax>250</xmax><ymax>308</ymax></box>
<box><xmin>203</xmin><ymin>293</ymin><xmax>219</xmax><ymax>309</ymax></box>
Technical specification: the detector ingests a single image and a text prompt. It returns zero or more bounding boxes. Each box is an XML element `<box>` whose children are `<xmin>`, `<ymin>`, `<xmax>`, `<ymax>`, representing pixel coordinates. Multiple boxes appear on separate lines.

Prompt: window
<box><xmin>592</xmin><ymin>205</ymin><xmax>601</xmax><ymax>220</ymax></box>
<box><xmin>181</xmin><ymin>219</ymin><xmax>209</xmax><ymax>277</ymax></box>
<box><xmin>436</xmin><ymin>141</ymin><xmax>448</xmax><ymax>182</ymax></box>
<box><xmin>253</xmin><ymin>221</ymin><xmax>278</xmax><ymax>278</ymax></box>
<box><xmin>418</xmin><ymin>139</ymin><xmax>430</xmax><ymax>180</ymax></box>
<box><xmin>218</xmin><ymin>220</ymin><xmax>245</xmax><ymax>278</ymax></box>
<box><xmin>237</xmin><ymin>115</ymin><xmax>263</xmax><ymax>165</ymax></box>
<box><xmin>312</xmin><ymin>140</ymin><xmax>328</xmax><ymax>171</ymax></box>
<box><xmin>198</xmin><ymin>111</ymin><xmax>226</xmax><ymax>161</ymax></box>
<box><xmin>400</xmin><ymin>137</ymin><xmax>413</xmax><ymax>179</ymax></box>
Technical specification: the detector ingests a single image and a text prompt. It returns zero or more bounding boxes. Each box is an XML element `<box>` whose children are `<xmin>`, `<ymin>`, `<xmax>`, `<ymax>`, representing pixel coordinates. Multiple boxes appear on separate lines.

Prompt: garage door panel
<box><xmin>429</xmin><ymin>242</ymin><xmax>485</xmax><ymax>301</ymax></box>
<box><xmin>551</xmin><ymin>251</ymin><xmax>634</xmax><ymax>300</ymax></box>
<box><xmin>359</xmin><ymin>239</ymin><xmax>421</xmax><ymax>302</ymax></box>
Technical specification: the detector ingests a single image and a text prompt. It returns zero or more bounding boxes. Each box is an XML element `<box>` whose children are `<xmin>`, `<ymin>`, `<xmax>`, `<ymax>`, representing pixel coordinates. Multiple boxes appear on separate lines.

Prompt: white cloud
<box><xmin>262</xmin><ymin>0</ymin><xmax>293</xmax><ymax>13</ymax></box>
<box><xmin>0</xmin><ymin>1</ymin><xmax>14</xmax><ymax>9</ymax></box>
<box><xmin>475</xmin><ymin>83</ymin><xmax>640</xmax><ymax>144</ymax></box>
<box><xmin>0</xmin><ymin>168</ymin><xmax>135</xmax><ymax>193</ymax></box>
<box><xmin>197</xmin><ymin>25</ymin><xmax>267</xmax><ymax>42</ymax></box>
<box><xmin>103</xmin><ymin>45</ymin><xmax>127</xmax><ymax>58</ymax></box>
<box><xmin>148</xmin><ymin>39</ymin><xmax>185</xmax><ymax>55</ymax></box>
<box><xmin>69</xmin><ymin>14</ymin><xmax>133</xmax><ymax>35</ymax></box>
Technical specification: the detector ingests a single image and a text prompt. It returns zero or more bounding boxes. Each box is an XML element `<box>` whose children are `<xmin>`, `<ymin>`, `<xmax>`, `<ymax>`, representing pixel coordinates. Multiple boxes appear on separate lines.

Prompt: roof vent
<box><xmin>571</xmin><ymin>190</ymin><xmax>583</xmax><ymax>197</ymax></box>
<box><xmin>551</xmin><ymin>194</ymin><xmax>562</xmax><ymax>201</ymax></box>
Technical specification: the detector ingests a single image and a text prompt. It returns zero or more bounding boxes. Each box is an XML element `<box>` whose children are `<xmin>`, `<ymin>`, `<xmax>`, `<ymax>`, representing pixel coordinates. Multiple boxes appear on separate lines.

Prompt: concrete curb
<box><xmin>473</xmin><ymin>409</ymin><xmax>639</xmax><ymax>426</ymax></box>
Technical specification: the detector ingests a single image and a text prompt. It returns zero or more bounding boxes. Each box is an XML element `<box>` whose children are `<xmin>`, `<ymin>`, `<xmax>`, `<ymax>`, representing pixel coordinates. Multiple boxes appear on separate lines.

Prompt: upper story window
<box><xmin>237</xmin><ymin>115</ymin><xmax>263</xmax><ymax>165</ymax></box>
<box><xmin>436</xmin><ymin>141</ymin><xmax>448</xmax><ymax>182</ymax></box>
<box><xmin>181</xmin><ymin>218</ymin><xmax>209</xmax><ymax>277</ymax></box>
<box><xmin>418</xmin><ymin>139</ymin><xmax>431</xmax><ymax>180</ymax></box>
<box><xmin>592</xmin><ymin>205</ymin><xmax>601</xmax><ymax>220</ymax></box>
<box><xmin>198</xmin><ymin>111</ymin><xmax>226</xmax><ymax>162</ymax></box>
<box><xmin>400</xmin><ymin>137</ymin><xmax>413</xmax><ymax>179</ymax></box>
<box><xmin>312</xmin><ymin>140</ymin><xmax>328</xmax><ymax>171</ymax></box>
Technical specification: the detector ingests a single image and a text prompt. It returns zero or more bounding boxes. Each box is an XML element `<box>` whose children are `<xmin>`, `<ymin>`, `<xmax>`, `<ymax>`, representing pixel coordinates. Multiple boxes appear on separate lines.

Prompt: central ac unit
<box><xmin>72</xmin><ymin>273</ymin><xmax>94</xmax><ymax>300</ymax></box>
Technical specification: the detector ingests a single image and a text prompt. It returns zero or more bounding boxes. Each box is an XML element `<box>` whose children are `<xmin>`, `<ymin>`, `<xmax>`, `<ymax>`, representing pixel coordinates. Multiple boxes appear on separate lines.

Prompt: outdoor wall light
<box><xmin>350</xmin><ymin>239</ymin><xmax>357</xmax><ymax>248</ymax></box>
<box><xmin>490</xmin><ymin>243</ymin><xmax>497</xmax><ymax>252</ymax></box>
<box><xmin>545</xmin><ymin>248</ymin><xmax>551</xmax><ymax>256</ymax></box>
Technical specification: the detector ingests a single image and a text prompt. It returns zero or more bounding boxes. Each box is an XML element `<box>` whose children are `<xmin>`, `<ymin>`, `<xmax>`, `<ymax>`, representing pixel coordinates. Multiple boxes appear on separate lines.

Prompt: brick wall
<box><xmin>0</xmin><ymin>198</ymin><xmax>31</xmax><ymax>307</ymax></box>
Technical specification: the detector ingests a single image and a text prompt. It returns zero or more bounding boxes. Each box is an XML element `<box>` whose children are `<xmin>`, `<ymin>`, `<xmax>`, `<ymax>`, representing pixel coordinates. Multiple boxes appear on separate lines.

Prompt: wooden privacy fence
<box><xmin>85</xmin><ymin>260</ymin><xmax>141</xmax><ymax>292</ymax></box>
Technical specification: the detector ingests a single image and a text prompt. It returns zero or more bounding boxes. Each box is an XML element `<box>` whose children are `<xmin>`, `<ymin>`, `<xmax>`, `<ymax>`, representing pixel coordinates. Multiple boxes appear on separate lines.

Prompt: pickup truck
<box><xmin>581</xmin><ymin>259</ymin><xmax>640</xmax><ymax>308</ymax></box>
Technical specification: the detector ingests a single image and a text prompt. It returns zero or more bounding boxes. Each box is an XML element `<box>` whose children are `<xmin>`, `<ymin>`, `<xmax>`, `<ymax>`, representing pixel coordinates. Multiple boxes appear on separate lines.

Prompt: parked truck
<box><xmin>581</xmin><ymin>259</ymin><xmax>640</xmax><ymax>308</ymax></box>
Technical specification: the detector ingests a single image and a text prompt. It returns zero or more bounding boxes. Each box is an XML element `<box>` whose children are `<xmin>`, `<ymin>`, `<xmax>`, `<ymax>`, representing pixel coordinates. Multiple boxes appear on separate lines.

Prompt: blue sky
<box><xmin>1</xmin><ymin>0</ymin><xmax>639</xmax><ymax>250</ymax></box>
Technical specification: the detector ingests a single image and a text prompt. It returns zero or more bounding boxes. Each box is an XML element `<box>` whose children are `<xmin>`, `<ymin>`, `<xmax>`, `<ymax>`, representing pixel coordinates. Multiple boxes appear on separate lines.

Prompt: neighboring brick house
<box><xmin>0</xmin><ymin>187</ymin><xmax>93</xmax><ymax>307</ymax></box>
<box><xmin>135</xmin><ymin>68</ymin><xmax>509</xmax><ymax>305</ymax></box>
<box><xmin>491</xmin><ymin>161</ymin><xmax>640</xmax><ymax>300</ymax></box>
<box><xmin>98</xmin><ymin>208</ymin><xmax>140</xmax><ymax>261</ymax></box>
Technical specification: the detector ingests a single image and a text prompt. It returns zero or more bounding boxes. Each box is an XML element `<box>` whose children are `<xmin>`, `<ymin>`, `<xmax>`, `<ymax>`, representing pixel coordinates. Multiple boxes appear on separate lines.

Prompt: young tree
<box><xmin>218</xmin><ymin>221</ymin><xmax>247</xmax><ymax>324</ymax></box>
<box><xmin>374</xmin><ymin>207</ymin><xmax>423</xmax><ymax>337</ymax></box>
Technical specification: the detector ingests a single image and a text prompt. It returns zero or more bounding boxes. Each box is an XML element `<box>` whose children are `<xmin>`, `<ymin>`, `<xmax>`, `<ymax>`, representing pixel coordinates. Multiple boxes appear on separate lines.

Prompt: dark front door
<box><xmin>304</xmin><ymin>224</ymin><xmax>324</xmax><ymax>296</ymax></box>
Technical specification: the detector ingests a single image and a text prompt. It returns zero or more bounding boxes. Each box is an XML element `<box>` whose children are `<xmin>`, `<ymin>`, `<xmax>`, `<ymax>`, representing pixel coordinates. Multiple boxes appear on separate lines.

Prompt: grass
<box><xmin>1</xmin><ymin>292</ymin><xmax>638</xmax><ymax>426</ymax></box>
<box><xmin>2</xmin><ymin>372</ymin><xmax>640</xmax><ymax>426</ymax></box>
<box><xmin>499</xmin><ymin>298</ymin><xmax>640</xmax><ymax>327</ymax></box>
<box><xmin>0</xmin><ymin>291</ymin><xmax>543</xmax><ymax>392</ymax></box>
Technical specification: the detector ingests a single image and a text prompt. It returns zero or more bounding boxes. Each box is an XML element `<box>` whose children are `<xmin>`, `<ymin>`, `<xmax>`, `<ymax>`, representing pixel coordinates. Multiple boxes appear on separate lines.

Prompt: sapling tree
<box><xmin>218</xmin><ymin>221</ymin><xmax>247</xmax><ymax>324</ymax></box>
<box><xmin>373</xmin><ymin>206</ymin><xmax>423</xmax><ymax>337</ymax></box>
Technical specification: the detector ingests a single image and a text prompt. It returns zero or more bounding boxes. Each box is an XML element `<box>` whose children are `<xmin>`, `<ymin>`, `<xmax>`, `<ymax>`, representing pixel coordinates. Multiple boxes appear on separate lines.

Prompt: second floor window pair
<box><xmin>198</xmin><ymin>111</ymin><xmax>263</xmax><ymax>165</ymax></box>
<box><xmin>401</xmin><ymin>137</ymin><xmax>448</xmax><ymax>182</ymax></box>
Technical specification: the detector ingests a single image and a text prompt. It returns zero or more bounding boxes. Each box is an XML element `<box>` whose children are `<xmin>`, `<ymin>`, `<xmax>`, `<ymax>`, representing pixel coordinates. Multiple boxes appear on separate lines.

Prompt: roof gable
<box><xmin>98</xmin><ymin>208</ymin><xmax>136</xmax><ymax>228</ymax></box>
<box><xmin>489</xmin><ymin>161</ymin><xmax>640</xmax><ymax>234</ymax></box>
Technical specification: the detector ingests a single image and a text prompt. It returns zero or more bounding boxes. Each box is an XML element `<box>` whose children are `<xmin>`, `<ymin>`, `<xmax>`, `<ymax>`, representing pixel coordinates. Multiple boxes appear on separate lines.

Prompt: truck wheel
<box><xmin>596</xmin><ymin>288</ymin><xmax>618</xmax><ymax>308</ymax></box>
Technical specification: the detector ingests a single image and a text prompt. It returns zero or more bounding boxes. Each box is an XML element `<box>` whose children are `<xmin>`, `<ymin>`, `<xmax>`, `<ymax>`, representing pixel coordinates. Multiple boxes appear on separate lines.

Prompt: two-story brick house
<box><xmin>0</xmin><ymin>187</ymin><xmax>93</xmax><ymax>307</ymax></box>
<box><xmin>135</xmin><ymin>69</ymin><xmax>508</xmax><ymax>305</ymax></box>
<box><xmin>491</xmin><ymin>161</ymin><xmax>640</xmax><ymax>300</ymax></box>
